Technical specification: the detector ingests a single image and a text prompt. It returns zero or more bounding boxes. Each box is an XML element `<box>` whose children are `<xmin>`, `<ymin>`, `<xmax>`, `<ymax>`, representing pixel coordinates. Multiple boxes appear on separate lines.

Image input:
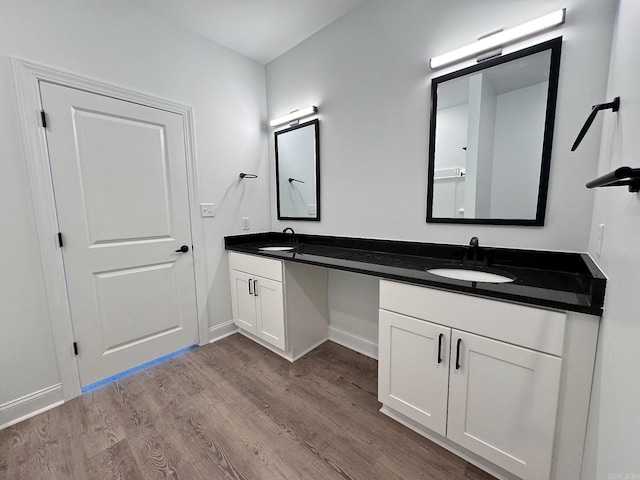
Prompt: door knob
<box><xmin>175</xmin><ymin>245</ymin><xmax>189</xmax><ymax>253</ymax></box>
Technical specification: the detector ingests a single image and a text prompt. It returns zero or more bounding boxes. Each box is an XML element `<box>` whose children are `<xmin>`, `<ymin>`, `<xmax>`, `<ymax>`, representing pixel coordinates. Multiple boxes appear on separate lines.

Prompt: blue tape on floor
<box><xmin>81</xmin><ymin>344</ymin><xmax>198</xmax><ymax>393</ymax></box>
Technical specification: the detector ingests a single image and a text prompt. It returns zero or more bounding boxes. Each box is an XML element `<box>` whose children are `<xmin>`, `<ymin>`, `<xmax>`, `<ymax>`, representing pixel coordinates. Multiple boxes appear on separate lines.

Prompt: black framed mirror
<box><xmin>427</xmin><ymin>37</ymin><xmax>562</xmax><ymax>226</ymax></box>
<box><xmin>275</xmin><ymin>119</ymin><xmax>320</xmax><ymax>221</ymax></box>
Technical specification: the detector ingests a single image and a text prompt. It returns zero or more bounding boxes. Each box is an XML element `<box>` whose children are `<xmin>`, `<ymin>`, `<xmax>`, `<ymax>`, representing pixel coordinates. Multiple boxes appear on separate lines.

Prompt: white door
<box><xmin>40</xmin><ymin>82</ymin><xmax>199</xmax><ymax>387</ymax></box>
<box><xmin>447</xmin><ymin>330</ymin><xmax>562</xmax><ymax>480</ymax></box>
<box><xmin>378</xmin><ymin>310</ymin><xmax>450</xmax><ymax>436</ymax></box>
<box><xmin>255</xmin><ymin>277</ymin><xmax>285</xmax><ymax>350</ymax></box>
<box><xmin>230</xmin><ymin>269</ymin><xmax>258</xmax><ymax>334</ymax></box>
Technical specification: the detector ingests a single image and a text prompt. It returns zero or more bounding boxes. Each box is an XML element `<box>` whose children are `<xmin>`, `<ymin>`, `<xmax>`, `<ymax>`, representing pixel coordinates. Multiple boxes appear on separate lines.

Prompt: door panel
<box><xmin>95</xmin><ymin>262</ymin><xmax>182</xmax><ymax>351</ymax></box>
<box><xmin>447</xmin><ymin>330</ymin><xmax>562</xmax><ymax>480</ymax></box>
<box><xmin>378</xmin><ymin>310</ymin><xmax>450</xmax><ymax>436</ymax></box>
<box><xmin>255</xmin><ymin>277</ymin><xmax>285</xmax><ymax>350</ymax></box>
<box><xmin>40</xmin><ymin>82</ymin><xmax>198</xmax><ymax>386</ymax></box>
<box><xmin>230</xmin><ymin>269</ymin><xmax>258</xmax><ymax>334</ymax></box>
<box><xmin>73</xmin><ymin>109</ymin><xmax>174</xmax><ymax>244</ymax></box>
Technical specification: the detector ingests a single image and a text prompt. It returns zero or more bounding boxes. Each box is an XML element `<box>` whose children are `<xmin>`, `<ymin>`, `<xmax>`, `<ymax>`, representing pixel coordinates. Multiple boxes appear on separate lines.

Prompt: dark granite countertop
<box><xmin>225</xmin><ymin>232</ymin><xmax>606</xmax><ymax>316</ymax></box>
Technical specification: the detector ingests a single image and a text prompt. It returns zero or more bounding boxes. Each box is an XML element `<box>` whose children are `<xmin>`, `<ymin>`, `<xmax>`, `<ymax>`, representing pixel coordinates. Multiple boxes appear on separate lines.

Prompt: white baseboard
<box><xmin>328</xmin><ymin>325</ymin><xmax>378</xmax><ymax>359</ymax></box>
<box><xmin>291</xmin><ymin>337</ymin><xmax>328</xmax><ymax>362</ymax></box>
<box><xmin>0</xmin><ymin>384</ymin><xmax>64</xmax><ymax>430</ymax></box>
<box><xmin>209</xmin><ymin>320</ymin><xmax>238</xmax><ymax>343</ymax></box>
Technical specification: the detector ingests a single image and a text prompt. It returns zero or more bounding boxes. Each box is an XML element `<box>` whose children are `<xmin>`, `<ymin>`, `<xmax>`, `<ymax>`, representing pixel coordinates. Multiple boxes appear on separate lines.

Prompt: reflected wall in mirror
<box><xmin>427</xmin><ymin>37</ymin><xmax>562</xmax><ymax>225</ymax></box>
<box><xmin>275</xmin><ymin>119</ymin><xmax>320</xmax><ymax>221</ymax></box>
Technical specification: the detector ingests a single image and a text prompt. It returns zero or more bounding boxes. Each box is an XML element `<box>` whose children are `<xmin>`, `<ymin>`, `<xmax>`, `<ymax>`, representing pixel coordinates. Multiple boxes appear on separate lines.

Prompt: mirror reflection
<box><xmin>275</xmin><ymin>119</ymin><xmax>320</xmax><ymax>221</ymax></box>
<box><xmin>427</xmin><ymin>38</ymin><xmax>562</xmax><ymax>225</ymax></box>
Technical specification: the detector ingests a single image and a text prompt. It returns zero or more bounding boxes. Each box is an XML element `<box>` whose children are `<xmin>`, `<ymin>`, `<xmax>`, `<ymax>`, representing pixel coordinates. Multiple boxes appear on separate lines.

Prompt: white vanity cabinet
<box><xmin>447</xmin><ymin>330</ymin><xmax>562</xmax><ymax>479</ymax></box>
<box><xmin>378</xmin><ymin>310</ymin><xmax>450</xmax><ymax>435</ymax></box>
<box><xmin>230</xmin><ymin>252</ymin><xmax>286</xmax><ymax>349</ymax></box>
<box><xmin>378</xmin><ymin>279</ymin><xmax>599</xmax><ymax>480</ymax></box>
<box><xmin>229</xmin><ymin>252</ymin><xmax>329</xmax><ymax>361</ymax></box>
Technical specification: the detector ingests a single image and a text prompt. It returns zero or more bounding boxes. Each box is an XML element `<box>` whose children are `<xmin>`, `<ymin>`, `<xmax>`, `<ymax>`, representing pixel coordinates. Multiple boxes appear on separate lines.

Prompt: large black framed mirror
<box><xmin>275</xmin><ymin>119</ymin><xmax>320</xmax><ymax>221</ymax></box>
<box><xmin>427</xmin><ymin>37</ymin><xmax>562</xmax><ymax>226</ymax></box>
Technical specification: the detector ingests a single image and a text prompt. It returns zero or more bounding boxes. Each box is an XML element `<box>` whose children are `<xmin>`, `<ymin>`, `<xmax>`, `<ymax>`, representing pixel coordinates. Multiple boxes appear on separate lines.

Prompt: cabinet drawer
<box><xmin>379</xmin><ymin>279</ymin><xmax>566</xmax><ymax>356</ymax></box>
<box><xmin>229</xmin><ymin>252</ymin><xmax>283</xmax><ymax>282</ymax></box>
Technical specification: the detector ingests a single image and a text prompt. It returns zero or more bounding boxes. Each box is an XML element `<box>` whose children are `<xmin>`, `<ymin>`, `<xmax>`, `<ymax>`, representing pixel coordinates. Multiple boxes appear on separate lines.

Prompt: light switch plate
<box><xmin>242</xmin><ymin>217</ymin><xmax>250</xmax><ymax>231</ymax></box>
<box><xmin>308</xmin><ymin>204</ymin><xmax>317</xmax><ymax>216</ymax></box>
<box><xmin>200</xmin><ymin>203</ymin><xmax>215</xmax><ymax>217</ymax></box>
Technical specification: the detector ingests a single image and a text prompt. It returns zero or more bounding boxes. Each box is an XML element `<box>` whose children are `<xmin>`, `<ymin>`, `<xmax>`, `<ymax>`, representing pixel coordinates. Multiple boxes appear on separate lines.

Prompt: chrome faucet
<box><xmin>282</xmin><ymin>227</ymin><xmax>295</xmax><ymax>234</ymax></box>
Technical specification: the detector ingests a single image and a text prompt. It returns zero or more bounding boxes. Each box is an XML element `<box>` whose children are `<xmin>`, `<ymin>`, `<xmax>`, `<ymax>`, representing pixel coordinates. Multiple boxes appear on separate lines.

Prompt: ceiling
<box><xmin>133</xmin><ymin>0</ymin><xmax>369</xmax><ymax>65</ymax></box>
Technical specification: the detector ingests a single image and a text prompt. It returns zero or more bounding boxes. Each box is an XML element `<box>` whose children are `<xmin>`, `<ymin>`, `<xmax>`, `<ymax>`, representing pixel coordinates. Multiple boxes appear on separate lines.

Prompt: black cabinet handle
<box><xmin>437</xmin><ymin>333</ymin><xmax>444</xmax><ymax>364</ymax></box>
<box><xmin>253</xmin><ymin>280</ymin><xmax>258</xmax><ymax>296</ymax></box>
<box><xmin>456</xmin><ymin>338</ymin><xmax>462</xmax><ymax>370</ymax></box>
<box><xmin>248</xmin><ymin>279</ymin><xmax>253</xmax><ymax>295</ymax></box>
<box><xmin>175</xmin><ymin>245</ymin><xmax>189</xmax><ymax>253</ymax></box>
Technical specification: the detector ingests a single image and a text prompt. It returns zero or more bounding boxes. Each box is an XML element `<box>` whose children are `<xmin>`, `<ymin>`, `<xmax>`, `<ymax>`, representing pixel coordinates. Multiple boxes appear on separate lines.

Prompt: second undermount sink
<box><xmin>259</xmin><ymin>246</ymin><xmax>295</xmax><ymax>252</ymax></box>
<box><xmin>426</xmin><ymin>267</ymin><xmax>515</xmax><ymax>283</ymax></box>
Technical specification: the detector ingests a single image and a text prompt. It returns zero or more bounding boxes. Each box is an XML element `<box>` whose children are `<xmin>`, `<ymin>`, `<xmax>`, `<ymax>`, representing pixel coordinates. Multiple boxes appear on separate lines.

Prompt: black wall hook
<box><xmin>239</xmin><ymin>173</ymin><xmax>258</xmax><ymax>179</ymax></box>
<box><xmin>571</xmin><ymin>97</ymin><xmax>620</xmax><ymax>151</ymax></box>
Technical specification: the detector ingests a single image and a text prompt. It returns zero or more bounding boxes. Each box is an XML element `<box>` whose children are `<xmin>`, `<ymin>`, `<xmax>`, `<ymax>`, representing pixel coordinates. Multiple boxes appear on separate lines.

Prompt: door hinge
<box><xmin>40</xmin><ymin>110</ymin><xmax>47</xmax><ymax>128</ymax></box>
<box><xmin>57</xmin><ymin>232</ymin><xmax>64</xmax><ymax>247</ymax></box>
<box><xmin>73</xmin><ymin>342</ymin><xmax>79</xmax><ymax>356</ymax></box>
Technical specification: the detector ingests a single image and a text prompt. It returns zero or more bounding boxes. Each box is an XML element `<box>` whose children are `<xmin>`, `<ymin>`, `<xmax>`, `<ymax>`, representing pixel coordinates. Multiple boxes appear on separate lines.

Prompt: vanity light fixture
<box><xmin>269</xmin><ymin>106</ymin><xmax>318</xmax><ymax>127</ymax></box>
<box><xmin>429</xmin><ymin>8</ymin><xmax>566</xmax><ymax>70</ymax></box>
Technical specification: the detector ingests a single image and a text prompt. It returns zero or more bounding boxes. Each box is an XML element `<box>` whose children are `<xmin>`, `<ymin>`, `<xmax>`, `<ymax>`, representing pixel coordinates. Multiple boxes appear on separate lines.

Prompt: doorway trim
<box><xmin>13</xmin><ymin>59</ymin><xmax>208</xmax><ymax>401</ymax></box>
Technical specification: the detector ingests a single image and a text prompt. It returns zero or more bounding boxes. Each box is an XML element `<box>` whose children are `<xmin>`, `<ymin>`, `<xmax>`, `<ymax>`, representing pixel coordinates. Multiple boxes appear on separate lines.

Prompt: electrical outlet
<box><xmin>596</xmin><ymin>223</ymin><xmax>605</xmax><ymax>257</ymax></box>
<box><xmin>242</xmin><ymin>217</ymin><xmax>250</xmax><ymax>231</ymax></box>
<box><xmin>308</xmin><ymin>204</ymin><xmax>317</xmax><ymax>216</ymax></box>
<box><xmin>200</xmin><ymin>203</ymin><xmax>215</xmax><ymax>217</ymax></box>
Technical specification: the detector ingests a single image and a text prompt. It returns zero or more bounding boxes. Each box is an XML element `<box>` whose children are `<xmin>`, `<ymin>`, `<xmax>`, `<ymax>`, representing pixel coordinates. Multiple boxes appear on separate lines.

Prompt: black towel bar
<box><xmin>586</xmin><ymin>166</ymin><xmax>640</xmax><ymax>193</ymax></box>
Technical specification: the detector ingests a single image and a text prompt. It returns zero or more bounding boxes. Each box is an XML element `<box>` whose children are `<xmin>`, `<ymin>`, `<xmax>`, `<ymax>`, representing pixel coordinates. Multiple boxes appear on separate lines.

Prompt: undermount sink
<box><xmin>259</xmin><ymin>246</ymin><xmax>294</xmax><ymax>252</ymax></box>
<box><xmin>426</xmin><ymin>267</ymin><xmax>515</xmax><ymax>283</ymax></box>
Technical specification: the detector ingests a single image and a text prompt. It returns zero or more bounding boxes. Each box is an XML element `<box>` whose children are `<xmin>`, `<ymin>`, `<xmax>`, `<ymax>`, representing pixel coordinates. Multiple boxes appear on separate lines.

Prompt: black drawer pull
<box><xmin>456</xmin><ymin>338</ymin><xmax>462</xmax><ymax>370</ymax></box>
<box><xmin>248</xmin><ymin>279</ymin><xmax>253</xmax><ymax>295</ymax></box>
<box><xmin>437</xmin><ymin>333</ymin><xmax>444</xmax><ymax>364</ymax></box>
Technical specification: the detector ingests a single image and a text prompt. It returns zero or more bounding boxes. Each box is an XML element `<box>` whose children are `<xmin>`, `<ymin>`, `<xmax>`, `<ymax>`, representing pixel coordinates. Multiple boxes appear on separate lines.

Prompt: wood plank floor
<box><xmin>0</xmin><ymin>334</ymin><xmax>497</xmax><ymax>479</ymax></box>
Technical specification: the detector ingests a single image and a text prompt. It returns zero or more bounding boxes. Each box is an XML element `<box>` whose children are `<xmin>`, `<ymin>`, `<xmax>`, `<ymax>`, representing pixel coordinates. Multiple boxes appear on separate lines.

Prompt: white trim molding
<box><xmin>209</xmin><ymin>320</ymin><xmax>238</xmax><ymax>343</ymax></box>
<box><xmin>0</xmin><ymin>384</ymin><xmax>64</xmax><ymax>430</ymax></box>
<box><xmin>12</xmin><ymin>58</ymin><xmax>208</xmax><ymax>401</ymax></box>
<box><xmin>328</xmin><ymin>325</ymin><xmax>378</xmax><ymax>360</ymax></box>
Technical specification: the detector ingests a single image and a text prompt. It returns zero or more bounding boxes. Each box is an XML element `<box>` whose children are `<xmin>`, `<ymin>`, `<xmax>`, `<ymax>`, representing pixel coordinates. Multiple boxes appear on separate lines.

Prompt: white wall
<box><xmin>491</xmin><ymin>82</ymin><xmax>548</xmax><ymax>219</ymax></box>
<box><xmin>434</xmin><ymin>103</ymin><xmax>468</xmax><ymax>171</ymax></box>
<box><xmin>583</xmin><ymin>0</ymin><xmax>640</xmax><ymax>477</ymax></box>
<box><xmin>0</xmin><ymin>57</ymin><xmax>61</xmax><ymax>406</ymax></box>
<box><xmin>432</xmin><ymin>104</ymin><xmax>467</xmax><ymax>218</ymax></box>
<box><xmin>327</xmin><ymin>270</ymin><xmax>379</xmax><ymax>350</ymax></box>
<box><xmin>468</xmin><ymin>73</ymin><xmax>497</xmax><ymax>218</ymax></box>
<box><xmin>0</xmin><ymin>0</ymin><xmax>268</xmax><ymax>419</ymax></box>
<box><xmin>266</xmin><ymin>0</ymin><xmax>616</xmax><ymax>346</ymax></box>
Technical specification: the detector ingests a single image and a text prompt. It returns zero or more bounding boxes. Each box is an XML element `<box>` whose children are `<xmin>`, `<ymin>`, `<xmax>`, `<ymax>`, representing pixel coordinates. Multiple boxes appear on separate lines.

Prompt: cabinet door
<box><xmin>230</xmin><ymin>269</ymin><xmax>257</xmax><ymax>334</ymax></box>
<box><xmin>255</xmin><ymin>277</ymin><xmax>286</xmax><ymax>350</ymax></box>
<box><xmin>448</xmin><ymin>330</ymin><xmax>562</xmax><ymax>480</ymax></box>
<box><xmin>378</xmin><ymin>310</ymin><xmax>450</xmax><ymax>436</ymax></box>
